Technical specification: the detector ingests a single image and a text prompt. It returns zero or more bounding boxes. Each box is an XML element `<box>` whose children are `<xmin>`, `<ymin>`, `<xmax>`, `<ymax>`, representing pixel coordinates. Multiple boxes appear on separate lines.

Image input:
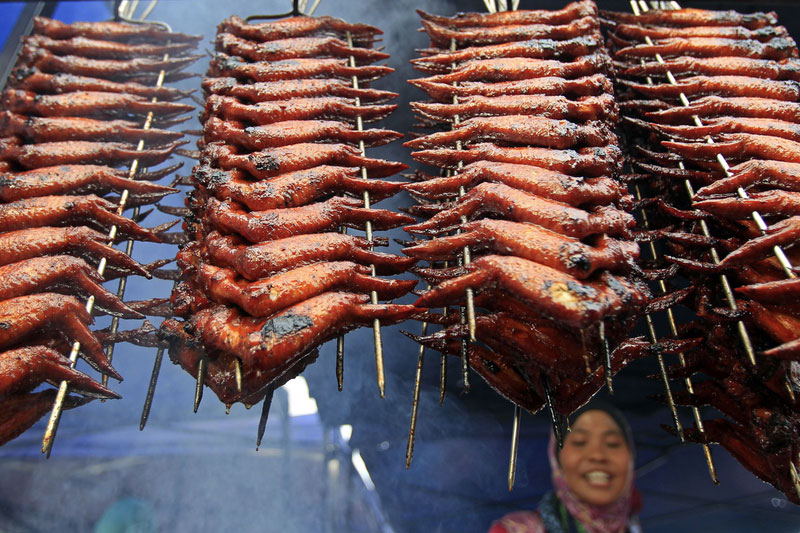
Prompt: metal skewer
<box><xmin>346</xmin><ymin>31</ymin><xmax>386</xmax><ymax>398</ymax></box>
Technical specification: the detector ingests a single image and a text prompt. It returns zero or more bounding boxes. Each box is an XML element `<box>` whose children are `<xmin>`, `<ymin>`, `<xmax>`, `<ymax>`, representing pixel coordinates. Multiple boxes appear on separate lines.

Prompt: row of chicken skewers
<box><xmin>401</xmin><ymin>0</ymin><xmax>656</xmax><ymax>437</ymax></box>
<box><xmin>604</xmin><ymin>5</ymin><xmax>800</xmax><ymax>502</ymax></box>
<box><xmin>158</xmin><ymin>14</ymin><xmax>418</xmax><ymax>411</ymax></box>
<box><xmin>0</xmin><ymin>17</ymin><xmax>200</xmax><ymax>446</ymax></box>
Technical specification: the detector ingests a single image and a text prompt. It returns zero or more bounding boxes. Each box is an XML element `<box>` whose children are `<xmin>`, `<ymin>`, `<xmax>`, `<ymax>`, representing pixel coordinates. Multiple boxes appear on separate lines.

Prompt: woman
<box><xmin>489</xmin><ymin>401</ymin><xmax>642</xmax><ymax>533</ymax></box>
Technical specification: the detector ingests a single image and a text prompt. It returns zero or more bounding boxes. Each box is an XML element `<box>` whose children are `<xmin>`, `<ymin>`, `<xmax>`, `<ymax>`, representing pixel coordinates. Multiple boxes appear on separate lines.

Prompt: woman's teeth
<box><xmin>585</xmin><ymin>471</ymin><xmax>610</xmax><ymax>485</ymax></box>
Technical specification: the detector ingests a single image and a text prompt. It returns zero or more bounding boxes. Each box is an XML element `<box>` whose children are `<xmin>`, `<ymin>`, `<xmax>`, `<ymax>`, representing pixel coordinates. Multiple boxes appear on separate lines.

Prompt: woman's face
<box><xmin>558</xmin><ymin>410</ymin><xmax>632</xmax><ymax>507</ymax></box>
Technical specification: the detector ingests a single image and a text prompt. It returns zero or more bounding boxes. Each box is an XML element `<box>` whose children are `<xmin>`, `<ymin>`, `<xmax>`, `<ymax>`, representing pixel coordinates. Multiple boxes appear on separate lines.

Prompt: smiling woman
<box><xmin>489</xmin><ymin>402</ymin><xmax>643</xmax><ymax>533</ymax></box>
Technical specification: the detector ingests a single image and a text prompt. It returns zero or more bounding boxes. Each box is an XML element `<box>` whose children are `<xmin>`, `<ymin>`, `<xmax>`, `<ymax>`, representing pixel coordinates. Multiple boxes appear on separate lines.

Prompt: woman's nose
<box><xmin>585</xmin><ymin>442</ymin><xmax>608</xmax><ymax>461</ymax></box>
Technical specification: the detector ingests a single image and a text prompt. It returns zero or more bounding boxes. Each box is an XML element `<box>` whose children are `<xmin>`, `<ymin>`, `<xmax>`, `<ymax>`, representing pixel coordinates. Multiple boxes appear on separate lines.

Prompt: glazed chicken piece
<box><xmin>173</xmin><ymin>292</ymin><xmax>420</xmax><ymax>371</ymax></box>
<box><xmin>0</xmin><ymin>292</ymin><xmax>119</xmax><ymax>379</ymax></box>
<box><xmin>202</xmin><ymin>116</ymin><xmax>401</xmax><ymax>151</ymax></box>
<box><xmin>410</xmin><ymin>74</ymin><xmax>612</xmax><ymax>100</ymax></box>
<box><xmin>0</xmin><ymin>226</ymin><xmax>149</xmax><ymax>276</ymax></box>
<box><xmin>413</xmin><ymin>255</ymin><xmax>649</xmax><ymax>329</ymax></box>
<box><xmin>693</xmin><ymin>190</ymin><xmax>800</xmax><ymax>219</ymax></box>
<box><xmin>421</xmin><ymin>16</ymin><xmax>600</xmax><ymax>47</ymax></box>
<box><xmin>0</xmin><ymin>195</ymin><xmax>160</xmax><ymax>241</ymax></box>
<box><xmin>218</xmin><ymin>15</ymin><xmax>381</xmax><ymax>44</ymax></box>
<box><xmin>0</xmin><ymin>255</ymin><xmax>142</xmax><ymax>318</ymax></box>
<box><xmin>614</xmin><ymin>37</ymin><xmax>798</xmax><ymax>61</ymax></box>
<box><xmin>621</xmin><ymin>76</ymin><xmax>800</xmax><ymax>102</ymax></box>
<box><xmin>680</xmin><ymin>418</ymin><xmax>799</xmax><ymax>504</ymax></box>
<box><xmin>11</xmin><ymin>71</ymin><xmax>193</xmax><ymax>101</ymax></box>
<box><xmin>0</xmin><ymin>345</ymin><xmax>118</xmax><ymax>400</ymax></box>
<box><xmin>404</xmin><ymin>116</ymin><xmax>615</xmax><ymax>150</ymax></box>
<box><xmin>646</xmin><ymin>96</ymin><xmax>800</xmax><ymax>124</ymax></box>
<box><xmin>2</xmin><ymin>89</ymin><xmax>193</xmax><ymax>120</ymax></box>
<box><xmin>417</xmin><ymin>58</ymin><xmax>611</xmax><ymax>86</ymax></box>
<box><xmin>417</xmin><ymin>1</ymin><xmax>597</xmax><ymax>28</ymax></box>
<box><xmin>215</xmin><ymin>33</ymin><xmax>389</xmax><ymax>63</ymax></box>
<box><xmin>202</xmin><ymin>142</ymin><xmax>406</xmax><ymax>179</ymax></box>
<box><xmin>0</xmin><ymin>390</ymin><xmax>91</xmax><ymax>446</ymax></box>
<box><xmin>1</xmin><ymin>139</ymin><xmax>185</xmax><ymax>170</ymax></box>
<box><xmin>411</xmin><ymin>46</ymin><xmax>605</xmax><ymax>73</ymax></box>
<box><xmin>662</xmin><ymin>134</ymin><xmax>800</xmax><ymax>164</ymax></box>
<box><xmin>405</xmin><ymin>182</ymin><xmax>634</xmax><ymax>239</ymax></box>
<box><xmin>17</xmin><ymin>48</ymin><xmax>201</xmax><ymax>79</ymax></box>
<box><xmin>635</xmin><ymin>116</ymin><xmax>800</xmax><ymax>145</ymax></box>
<box><xmin>202</xmin><ymin>77</ymin><xmax>397</xmax><ymax>104</ymax></box>
<box><xmin>0</xmin><ymin>164</ymin><xmax>175</xmax><ymax>203</ymax></box>
<box><xmin>697</xmin><ymin>160</ymin><xmax>800</xmax><ymax>196</ymax></box>
<box><xmin>0</xmin><ymin>112</ymin><xmax>183</xmax><ymax>145</ymax></box>
<box><xmin>204</xmin><ymin>196</ymin><xmax>412</xmax><ymax>243</ymax></box>
<box><xmin>403</xmin><ymin>218</ymin><xmax>638</xmax><ymax>279</ymax></box>
<box><xmin>32</xmin><ymin>16</ymin><xmax>202</xmax><ymax>42</ymax></box>
<box><xmin>25</xmin><ymin>34</ymin><xmax>196</xmax><ymax>59</ymax></box>
<box><xmin>202</xmin><ymin>95</ymin><xmax>396</xmax><ymax>126</ymax></box>
<box><xmin>619</xmin><ymin>56</ymin><xmax>800</xmax><ymax>81</ymax></box>
<box><xmin>179</xmin><ymin>262</ymin><xmax>416</xmax><ymax>318</ymax></box>
<box><xmin>412</xmin><ymin>143</ymin><xmax>622</xmax><ymax>177</ymax></box>
<box><xmin>209</xmin><ymin>53</ymin><xmax>392</xmax><ymax>83</ymax></box>
<box><xmin>600</xmin><ymin>8</ymin><xmax>777</xmax><ymax>29</ymax></box>
<box><xmin>197</xmin><ymin>231</ymin><xmax>415</xmax><ymax>281</ymax></box>
<box><xmin>405</xmin><ymin>160</ymin><xmax>629</xmax><ymax>206</ymax></box>
<box><xmin>720</xmin><ymin>217</ymin><xmax>800</xmax><ymax>266</ymax></box>
<box><xmin>608</xmin><ymin>22</ymin><xmax>788</xmax><ymax>42</ymax></box>
<box><xmin>411</xmin><ymin>94</ymin><xmax>617</xmax><ymax>123</ymax></box>
<box><xmin>162</xmin><ymin>318</ymin><xmax>318</xmax><ymax>407</ymax></box>
<box><xmin>194</xmin><ymin>164</ymin><xmax>402</xmax><ymax>210</ymax></box>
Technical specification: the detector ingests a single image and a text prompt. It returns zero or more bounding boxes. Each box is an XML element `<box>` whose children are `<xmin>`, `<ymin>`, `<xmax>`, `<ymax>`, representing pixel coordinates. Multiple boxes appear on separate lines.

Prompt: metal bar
<box><xmin>346</xmin><ymin>31</ymin><xmax>386</xmax><ymax>398</ymax></box>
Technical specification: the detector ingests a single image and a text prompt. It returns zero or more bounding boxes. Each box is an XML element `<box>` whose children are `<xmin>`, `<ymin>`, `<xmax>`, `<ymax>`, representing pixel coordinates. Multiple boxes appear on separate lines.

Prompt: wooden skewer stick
<box><xmin>598</xmin><ymin>321</ymin><xmax>613</xmax><ymax>395</ymax></box>
<box><xmin>447</xmin><ymin>37</ymin><xmax>474</xmax><ymax>391</ymax></box>
<box><xmin>406</xmin><ymin>322</ymin><xmax>428</xmax><ymax>469</ymax></box>
<box><xmin>508</xmin><ymin>404</ymin><xmax>521</xmax><ymax>491</ymax></box>
<box><xmin>541</xmin><ymin>374</ymin><xmax>563</xmax><ymax>449</ymax></box>
<box><xmin>140</xmin><ymin>346</ymin><xmax>165</xmax><ymax>430</ymax></box>
<box><xmin>633</xmin><ymin>181</ymin><xmax>685</xmax><ymax>441</ymax></box>
<box><xmin>629</xmin><ymin>0</ymin><xmax>723</xmax><ymax>484</ymax></box>
<box><xmin>256</xmin><ymin>385</ymin><xmax>276</xmax><ymax>451</ymax></box>
<box><xmin>346</xmin><ymin>31</ymin><xmax>385</xmax><ymax>398</ymax></box>
<box><xmin>194</xmin><ymin>356</ymin><xmax>207</xmax><ymax>413</ymax></box>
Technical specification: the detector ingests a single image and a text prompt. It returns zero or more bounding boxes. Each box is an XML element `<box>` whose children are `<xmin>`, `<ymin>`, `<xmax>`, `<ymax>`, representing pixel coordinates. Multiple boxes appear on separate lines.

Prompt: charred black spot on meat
<box><xmin>261</xmin><ymin>312</ymin><xmax>314</xmax><ymax>339</ymax></box>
